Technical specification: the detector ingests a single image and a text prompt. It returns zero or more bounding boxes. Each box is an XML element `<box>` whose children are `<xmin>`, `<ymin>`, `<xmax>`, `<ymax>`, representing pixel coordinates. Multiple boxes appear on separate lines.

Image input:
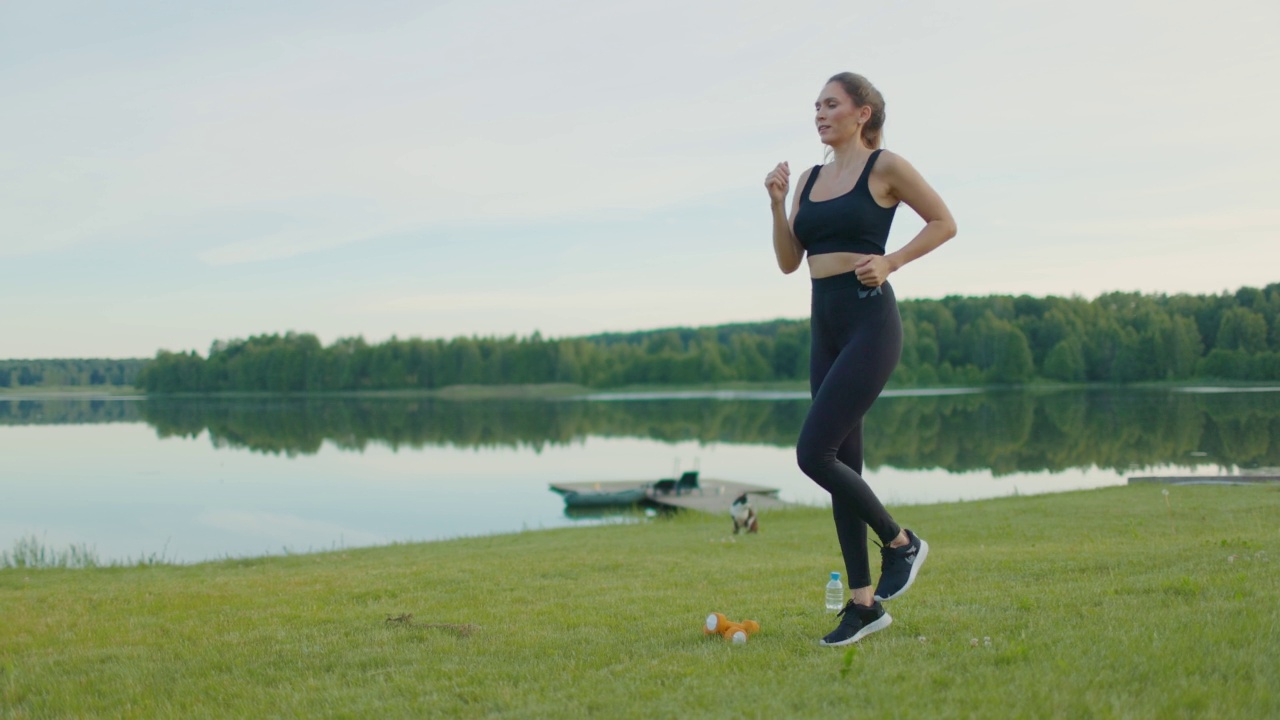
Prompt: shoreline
<box><xmin>3</xmin><ymin>487</ymin><xmax>1038</xmax><ymax>570</ymax></box>
<box><xmin>7</xmin><ymin>477</ymin><xmax>1274</xmax><ymax>570</ymax></box>
<box><xmin>4</xmin><ymin>378</ymin><xmax>1279</xmax><ymax>401</ymax></box>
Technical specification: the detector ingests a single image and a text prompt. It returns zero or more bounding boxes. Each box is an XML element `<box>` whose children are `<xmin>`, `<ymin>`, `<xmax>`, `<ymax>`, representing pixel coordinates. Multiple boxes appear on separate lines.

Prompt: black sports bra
<box><xmin>793</xmin><ymin>149</ymin><xmax>898</xmax><ymax>257</ymax></box>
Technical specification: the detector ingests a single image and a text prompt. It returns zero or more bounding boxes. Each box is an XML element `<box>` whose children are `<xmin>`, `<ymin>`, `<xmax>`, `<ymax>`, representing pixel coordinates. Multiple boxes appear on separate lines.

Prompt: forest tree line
<box><xmin>0</xmin><ymin>359</ymin><xmax>146</xmax><ymax>389</ymax></box>
<box><xmin>119</xmin><ymin>283</ymin><xmax>1280</xmax><ymax>392</ymax></box>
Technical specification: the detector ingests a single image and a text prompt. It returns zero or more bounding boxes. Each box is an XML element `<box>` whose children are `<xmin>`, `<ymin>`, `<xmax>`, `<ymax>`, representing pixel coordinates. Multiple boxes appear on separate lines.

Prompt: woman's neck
<box><xmin>827</xmin><ymin>138</ymin><xmax>872</xmax><ymax>173</ymax></box>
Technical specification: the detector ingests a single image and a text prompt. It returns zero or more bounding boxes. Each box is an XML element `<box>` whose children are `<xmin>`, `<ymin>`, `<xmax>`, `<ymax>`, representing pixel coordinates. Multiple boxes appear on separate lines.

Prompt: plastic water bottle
<box><xmin>825</xmin><ymin>571</ymin><xmax>844</xmax><ymax>613</ymax></box>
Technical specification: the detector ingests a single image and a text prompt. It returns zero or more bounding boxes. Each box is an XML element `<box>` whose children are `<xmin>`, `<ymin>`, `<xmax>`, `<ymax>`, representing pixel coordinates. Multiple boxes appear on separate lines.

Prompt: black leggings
<box><xmin>797</xmin><ymin>271</ymin><xmax>903</xmax><ymax>589</ymax></box>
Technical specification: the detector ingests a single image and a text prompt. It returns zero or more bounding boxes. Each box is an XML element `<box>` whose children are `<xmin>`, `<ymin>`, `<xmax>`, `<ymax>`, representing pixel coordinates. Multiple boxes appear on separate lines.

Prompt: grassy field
<box><xmin>2</xmin><ymin>484</ymin><xmax>1278</xmax><ymax>718</ymax></box>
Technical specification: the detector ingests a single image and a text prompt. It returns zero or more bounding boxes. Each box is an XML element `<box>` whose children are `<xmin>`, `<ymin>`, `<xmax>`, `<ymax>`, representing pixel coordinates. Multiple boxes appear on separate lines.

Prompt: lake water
<box><xmin>2</xmin><ymin>388</ymin><xmax>1277</xmax><ymax>564</ymax></box>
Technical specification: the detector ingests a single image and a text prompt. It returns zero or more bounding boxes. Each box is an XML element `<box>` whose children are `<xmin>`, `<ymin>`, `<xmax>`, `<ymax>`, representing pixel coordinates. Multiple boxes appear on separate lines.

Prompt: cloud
<box><xmin>1</xmin><ymin>1</ymin><xmax>796</xmax><ymax>253</ymax></box>
<box><xmin>368</xmin><ymin>286</ymin><xmax>742</xmax><ymax>317</ymax></box>
<box><xmin>3</xmin><ymin>0</ymin><xmax>1279</xmax><ymax>356</ymax></box>
<box><xmin>191</xmin><ymin>207</ymin><xmax>404</xmax><ymax>267</ymax></box>
<box><xmin>1054</xmin><ymin>210</ymin><xmax>1280</xmax><ymax>238</ymax></box>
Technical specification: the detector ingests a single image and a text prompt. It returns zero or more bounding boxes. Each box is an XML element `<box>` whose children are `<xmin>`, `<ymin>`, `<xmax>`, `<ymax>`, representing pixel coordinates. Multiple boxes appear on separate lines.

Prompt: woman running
<box><xmin>764</xmin><ymin>72</ymin><xmax>956</xmax><ymax>646</ymax></box>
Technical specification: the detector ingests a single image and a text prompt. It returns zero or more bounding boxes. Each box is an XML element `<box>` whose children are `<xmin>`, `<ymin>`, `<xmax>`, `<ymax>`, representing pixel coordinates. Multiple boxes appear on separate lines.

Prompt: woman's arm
<box><xmin>854</xmin><ymin>152</ymin><xmax>957</xmax><ymax>287</ymax></box>
<box><xmin>766</xmin><ymin>162</ymin><xmax>807</xmax><ymax>274</ymax></box>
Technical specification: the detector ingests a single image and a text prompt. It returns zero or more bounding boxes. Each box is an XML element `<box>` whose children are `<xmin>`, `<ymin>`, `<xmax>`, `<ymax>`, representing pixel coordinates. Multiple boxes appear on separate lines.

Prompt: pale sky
<box><xmin>3</xmin><ymin>0</ymin><xmax>1278</xmax><ymax>359</ymax></box>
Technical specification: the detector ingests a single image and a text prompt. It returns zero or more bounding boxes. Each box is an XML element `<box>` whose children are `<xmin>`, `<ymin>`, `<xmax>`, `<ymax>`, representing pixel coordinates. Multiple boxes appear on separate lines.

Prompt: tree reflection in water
<box><xmin>3</xmin><ymin>389</ymin><xmax>1276</xmax><ymax>475</ymax></box>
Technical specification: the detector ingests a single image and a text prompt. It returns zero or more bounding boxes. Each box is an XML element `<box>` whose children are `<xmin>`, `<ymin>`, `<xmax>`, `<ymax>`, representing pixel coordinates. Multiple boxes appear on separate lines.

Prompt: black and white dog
<box><xmin>730</xmin><ymin>493</ymin><xmax>759</xmax><ymax>534</ymax></box>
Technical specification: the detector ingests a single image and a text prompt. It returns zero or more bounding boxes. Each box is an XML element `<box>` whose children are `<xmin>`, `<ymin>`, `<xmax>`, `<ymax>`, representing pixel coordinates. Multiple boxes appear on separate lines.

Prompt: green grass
<box><xmin>0</xmin><ymin>536</ymin><xmax>102</xmax><ymax>569</ymax></box>
<box><xmin>3</xmin><ymin>485</ymin><xmax>1278</xmax><ymax>718</ymax></box>
<box><xmin>0</xmin><ymin>536</ymin><xmax>174</xmax><ymax>571</ymax></box>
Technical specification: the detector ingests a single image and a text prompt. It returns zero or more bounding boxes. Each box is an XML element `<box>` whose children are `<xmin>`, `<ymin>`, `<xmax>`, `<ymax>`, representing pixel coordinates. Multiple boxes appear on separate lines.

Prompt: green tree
<box><xmin>1216</xmin><ymin>308</ymin><xmax>1268</xmax><ymax>352</ymax></box>
<box><xmin>1043</xmin><ymin>339</ymin><xmax>1086</xmax><ymax>382</ymax></box>
<box><xmin>961</xmin><ymin>313</ymin><xmax>1034</xmax><ymax>383</ymax></box>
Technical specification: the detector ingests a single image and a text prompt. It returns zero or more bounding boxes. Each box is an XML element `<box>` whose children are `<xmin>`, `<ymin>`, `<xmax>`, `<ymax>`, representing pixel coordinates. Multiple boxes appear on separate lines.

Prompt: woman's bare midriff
<box><xmin>807</xmin><ymin>252</ymin><xmax>873</xmax><ymax>279</ymax></box>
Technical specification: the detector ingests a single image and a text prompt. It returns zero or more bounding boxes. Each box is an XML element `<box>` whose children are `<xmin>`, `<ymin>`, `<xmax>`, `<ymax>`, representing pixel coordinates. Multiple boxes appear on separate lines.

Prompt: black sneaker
<box><xmin>819</xmin><ymin>600</ymin><xmax>892</xmax><ymax>647</ymax></box>
<box><xmin>874</xmin><ymin>529</ymin><xmax>929</xmax><ymax>602</ymax></box>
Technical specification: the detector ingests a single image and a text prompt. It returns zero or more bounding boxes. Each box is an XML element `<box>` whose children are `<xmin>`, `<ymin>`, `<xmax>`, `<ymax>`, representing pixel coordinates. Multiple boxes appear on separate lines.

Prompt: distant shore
<box><xmin>4</xmin><ymin>378</ymin><xmax>1280</xmax><ymax>401</ymax></box>
<box><xmin>0</xmin><ymin>385</ymin><xmax>144</xmax><ymax>398</ymax></box>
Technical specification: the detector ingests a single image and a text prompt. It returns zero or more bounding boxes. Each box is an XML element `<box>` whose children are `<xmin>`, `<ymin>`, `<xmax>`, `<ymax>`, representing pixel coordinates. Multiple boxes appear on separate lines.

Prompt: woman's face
<box><xmin>815</xmin><ymin>82</ymin><xmax>868</xmax><ymax>146</ymax></box>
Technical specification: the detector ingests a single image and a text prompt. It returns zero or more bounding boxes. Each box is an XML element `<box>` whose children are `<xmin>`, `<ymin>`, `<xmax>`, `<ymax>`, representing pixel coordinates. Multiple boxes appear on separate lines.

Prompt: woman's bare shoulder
<box><xmin>874</xmin><ymin>150</ymin><xmax>916</xmax><ymax>175</ymax></box>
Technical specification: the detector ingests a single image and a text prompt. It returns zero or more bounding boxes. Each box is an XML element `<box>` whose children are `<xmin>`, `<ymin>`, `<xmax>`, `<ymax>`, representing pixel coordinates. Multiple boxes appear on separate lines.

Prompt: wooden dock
<box><xmin>549</xmin><ymin>478</ymin><xmax>787</xmax><ymax>514</ymax></box>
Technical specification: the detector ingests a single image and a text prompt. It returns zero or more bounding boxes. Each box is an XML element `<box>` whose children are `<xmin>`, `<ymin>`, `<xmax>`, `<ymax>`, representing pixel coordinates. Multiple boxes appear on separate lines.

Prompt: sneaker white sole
<box><xmin>874</xmin><ymin>537</ymin><xmax>929</xmax><ymax>602</ymax></box>
<box><xmin>820</xmin><ymin>612</ymin><xmax>893</xmax><ymax>647</ymax></box>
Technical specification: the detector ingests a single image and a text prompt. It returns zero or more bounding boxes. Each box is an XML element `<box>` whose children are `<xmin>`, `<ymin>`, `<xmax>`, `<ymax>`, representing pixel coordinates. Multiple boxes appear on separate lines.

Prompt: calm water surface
<box><xmin>2</xmin><ymin>388</ymin><xmax>1276</xmax><ymax>563</ymax></box>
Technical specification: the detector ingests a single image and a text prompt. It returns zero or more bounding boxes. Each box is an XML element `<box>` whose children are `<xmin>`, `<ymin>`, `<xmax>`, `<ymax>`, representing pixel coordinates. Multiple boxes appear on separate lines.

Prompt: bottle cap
<box><xmin>830</xmin><ymin>571</ymin><xmax>840</xmax><ymax>581</ymax></box>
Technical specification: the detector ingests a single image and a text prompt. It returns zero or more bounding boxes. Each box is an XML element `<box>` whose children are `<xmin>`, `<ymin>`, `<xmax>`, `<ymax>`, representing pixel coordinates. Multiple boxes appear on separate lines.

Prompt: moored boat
<box><xmin>560</xmin><ymin>487</ymin><xmax>648</xmax><ymax>508</ymax></box>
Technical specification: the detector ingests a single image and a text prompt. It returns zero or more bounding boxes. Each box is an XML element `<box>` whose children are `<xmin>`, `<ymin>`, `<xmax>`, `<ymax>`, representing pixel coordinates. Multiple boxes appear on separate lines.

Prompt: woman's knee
<box><xmin>796</xmin><ymin>440</ymin><xmax>833</xmax><ymax>479</ymax></box>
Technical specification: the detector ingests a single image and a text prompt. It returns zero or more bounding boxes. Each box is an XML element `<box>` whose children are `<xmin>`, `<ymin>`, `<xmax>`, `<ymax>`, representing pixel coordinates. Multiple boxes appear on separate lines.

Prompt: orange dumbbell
<box><xmin>703</xmin><ymin>612</ymin><xmax>761</xmax><ymax>644</ymax></box>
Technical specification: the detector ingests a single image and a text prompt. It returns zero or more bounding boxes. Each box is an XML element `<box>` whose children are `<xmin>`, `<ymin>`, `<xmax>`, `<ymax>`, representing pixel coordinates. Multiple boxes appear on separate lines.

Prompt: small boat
<box><xmin>560</xmin><ymin>487</ymin><xmax>648</xmax><ymax>508</ymax></box>
<box><xmin>651</xmin><ymin>470</ymin><xmax>699</xmax><ymax>496</ymax></box>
